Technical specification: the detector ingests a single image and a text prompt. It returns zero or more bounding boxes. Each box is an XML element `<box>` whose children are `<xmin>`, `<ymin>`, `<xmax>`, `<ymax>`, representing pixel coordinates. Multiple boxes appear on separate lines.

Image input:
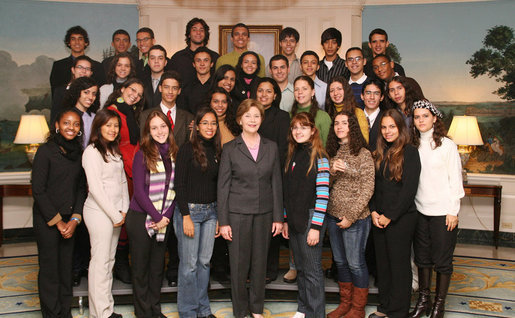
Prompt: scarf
<box><xmin>53</xmin><ymin>133</ymin><xmax>82</xmax><ymax>161</ymax></box>
<box><xmin>145</xmin><ymin>148</ymin><xmax>175</xmax><ymax>242</ymax></box>
<box><xmin>113</xmin><ymin>98</ymin><xmax>140</xmax><ymax>145</ymax></box>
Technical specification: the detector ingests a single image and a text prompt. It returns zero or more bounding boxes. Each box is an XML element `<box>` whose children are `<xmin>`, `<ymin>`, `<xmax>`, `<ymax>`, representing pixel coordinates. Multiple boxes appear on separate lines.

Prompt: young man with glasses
<box><xmin>345</xmin><ymin>47</ymin><xmax>368</xmax><ymax>110</ymax></box>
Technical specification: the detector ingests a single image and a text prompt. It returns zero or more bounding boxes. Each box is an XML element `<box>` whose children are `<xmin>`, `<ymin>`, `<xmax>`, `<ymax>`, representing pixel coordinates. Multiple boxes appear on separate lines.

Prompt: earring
<box><xmin>56</xmin><ymin>128</ymin><xmax>59</xmax><ymax>133</ymax></box>
<box><xmin>77</xmin><ymin>131</ymin><xmax>83</xmax><ymax>137</ymax></box>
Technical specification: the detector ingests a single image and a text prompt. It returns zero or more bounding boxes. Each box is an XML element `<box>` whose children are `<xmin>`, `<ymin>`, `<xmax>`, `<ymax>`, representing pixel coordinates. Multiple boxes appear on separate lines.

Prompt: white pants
<box><xmin>84</xmin><ymin>207</ymin><xmax>121</xmax><ymax>318</ymax></box>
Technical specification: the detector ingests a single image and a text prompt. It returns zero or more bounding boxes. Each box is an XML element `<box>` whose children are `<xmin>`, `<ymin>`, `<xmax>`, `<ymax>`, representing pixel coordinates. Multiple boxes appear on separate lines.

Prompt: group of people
<box><xmin>32</xmin><ymin>17</ymin><xmax>465</xmax><ymax>318</ymax></box>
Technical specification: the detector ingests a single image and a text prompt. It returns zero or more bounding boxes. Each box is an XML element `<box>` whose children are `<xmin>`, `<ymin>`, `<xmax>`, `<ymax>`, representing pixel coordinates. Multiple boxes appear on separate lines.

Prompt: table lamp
<box><xmin>13</xmin><ymin>114</ymin><xmax>49</xmax><ymax>164</ymax></box>
<box><xmin>447</xmin><ymin>115</ymin><xmax>483</xmax><ymax>183</ymax></box>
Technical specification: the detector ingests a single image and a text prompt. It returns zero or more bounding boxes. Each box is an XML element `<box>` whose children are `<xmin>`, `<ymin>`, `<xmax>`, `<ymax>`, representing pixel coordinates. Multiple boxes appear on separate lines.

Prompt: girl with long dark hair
<box><xmin>368</xmin><ymin>108</ymin><xmax>421</xmax><ymax>318</ymax></box>
<box><xmin>325</xmin><ymin>111</ymin><xmax>375</xmax><ymax>318</ymax></box>
<box><xmin>32</xmin><ymin>109</ymin><xmax>86</xmax><ymax>318</ymax></box>
<box><xmin>234</xmin><ymin>51</ymin><xmax>261</xmax><ymax>102</ymax></box>
<box><xmin>282</xmin><ymin>112</ymin><xmax>329</xmax><ymax>317</ymax></box>
<box><xmin>409</xmin><ymin>100</ymin><xmax>464</xmax><ymax>318</ymax></box>
<box><xmin>100</xmin><ymin>52</ymin><xmax>136</xmax><ymax>107</ymax></box>
<box><xmin>208</xmin><ymin>87</ymin><xmax>241</xmax><ymax>145</ymax></box>
<box><xmin>386</xmin><ymin>76</ymin><xmax>425</xmax><ymax>128</ymax></box>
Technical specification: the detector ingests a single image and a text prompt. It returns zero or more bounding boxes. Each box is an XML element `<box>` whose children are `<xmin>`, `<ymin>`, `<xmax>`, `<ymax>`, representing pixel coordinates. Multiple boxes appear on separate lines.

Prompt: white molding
<box><xmin>0</xmin><ymin>172</ymin><xmax>31</xmax><ymax>185</ymax></box>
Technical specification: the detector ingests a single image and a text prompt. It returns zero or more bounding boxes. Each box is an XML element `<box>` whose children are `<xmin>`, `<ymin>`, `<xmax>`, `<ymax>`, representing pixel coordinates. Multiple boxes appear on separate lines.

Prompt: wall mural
<box><xmin>362</xmin><ymin>0</ymin><xmax>514</xmax><ymax>174</ymax></box>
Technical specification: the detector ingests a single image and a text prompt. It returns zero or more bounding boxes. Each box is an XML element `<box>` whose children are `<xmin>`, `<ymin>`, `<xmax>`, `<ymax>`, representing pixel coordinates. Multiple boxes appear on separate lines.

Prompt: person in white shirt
<box><xmin>345</xmin><ymin>47</ymin><xmax>367</xmax><ymax>109</ymax></box>
<box><xmin>410</xmin><ymin>99</ymin><xmax>464</xmax><ymax>318</ymax></box>
<box><xmin>300</xmin><ymin>51</ymin><xmax>327</xmax><ymax>110</ymax></box>
<box><xmin>269</xmin><ymin>55</ymin><xmax>295</xmax><ymax>112</ymax></box>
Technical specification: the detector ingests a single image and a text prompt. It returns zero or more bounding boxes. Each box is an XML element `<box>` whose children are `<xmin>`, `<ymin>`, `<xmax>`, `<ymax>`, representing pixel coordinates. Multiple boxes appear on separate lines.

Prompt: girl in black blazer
<box><xmin>32</xmin><ymin>109</ymin><xmax>87</xmax><ymax>318</ymax></box>
<box><xmin>217</xmin><ymin>99</ymin><xmax>283</xmax><ymax>318</ymax></box>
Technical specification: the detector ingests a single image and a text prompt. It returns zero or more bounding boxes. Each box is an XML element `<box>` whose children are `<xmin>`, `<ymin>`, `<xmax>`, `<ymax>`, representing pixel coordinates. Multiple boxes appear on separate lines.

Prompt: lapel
<box><xmin>173</xmin><ymin>108</ymin><xmax>185</xmax><ymax>136</ymax></box>
<box><xmin>235</xmin><ymin>134</ymin><xmax>267</xmax><ymax>163</ymax></box>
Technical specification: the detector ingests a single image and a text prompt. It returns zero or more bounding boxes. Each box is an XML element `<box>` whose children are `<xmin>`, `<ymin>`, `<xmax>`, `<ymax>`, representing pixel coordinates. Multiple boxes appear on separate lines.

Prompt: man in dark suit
<box><xmin>141</xmin><ymin>45</ymin><xmax>168</xmax><ymax>110</ymax></box>
<box><xmin>362</xmin><ymin>78</ymin><xmax>385</xmax><ymax>152</ymax></box>
<box><xmin>139</xmin><ymin>71</ymin><xmax>194</xmax><ymax>287</ymax></box>
<box><xmin>50</xmin><ymin>26</ymin><xmax>105</xmax><ymax>96</ymax></box>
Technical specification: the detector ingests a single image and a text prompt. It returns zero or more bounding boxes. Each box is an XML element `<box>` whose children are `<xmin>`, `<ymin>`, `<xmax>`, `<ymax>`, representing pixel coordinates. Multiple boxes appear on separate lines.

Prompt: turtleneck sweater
<box><xmin>415</xmin><ymin>128</ymin><xmax>464</xmax><ymax>216</ymax></box>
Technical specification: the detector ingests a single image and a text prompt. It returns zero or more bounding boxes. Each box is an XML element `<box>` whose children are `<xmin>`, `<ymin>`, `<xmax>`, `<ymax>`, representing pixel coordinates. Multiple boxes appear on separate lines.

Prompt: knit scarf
<box><xmin>145</xmin><ymin>154</ymin><xmax>175</xmax><ymax>242</ymax></box>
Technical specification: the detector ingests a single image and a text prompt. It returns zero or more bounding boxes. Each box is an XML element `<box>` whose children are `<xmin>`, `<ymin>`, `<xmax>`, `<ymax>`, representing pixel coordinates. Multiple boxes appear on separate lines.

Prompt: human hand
<box><xmin>307</xmin><ymin>229</ymin><xmax>320</xmax><ymax>246</ymax></box>
<box><xmin>332</xmin><ymin>159</ymin><xmax>347</xmax><ymax>173</ymax></box>
<box><xmin>371</xmin><ymin>211</ymin><xmax>382</xmax><ymax>228</ymax></box>
<box><xmin>220</xmin><ymin>225</ymin><xmax>232</xmax><ymax>241</ymax></box>
<box><xmin>272</xmin><ymin>222</ymin><xmax>283</xmax><ymax>237</ymax></box>
<box><xmin>183</xmin><ymin>215</ymin><xmax>194</xmax><ymax>237</ymax></box>
<box><xmin>446</xmin><ymin>214</ymin><xmax>458</xmax><ymax>231</ymax></box>
<box><xmin>215</xmin><ymin>221</ymin><xmax>221</xmax><ymax>238</ymax></box>
<box><xmin>282</xmin><ymin>222</ymin><xmax>289</xmax><ymax>239</ymax></box>
<box><xmin>378</xmin><ymin>214</ymin><xmax>391</xmax><ymax>228</ymax></box>
<box><xmin>61</xmin><ymin>219</ymin><xmax>78</xmax><ymax>239</ymax></box>
<box><xmin>337</xmin><ymin>217</ymin><xmax>352</xmax><ymax>229</ymax></box>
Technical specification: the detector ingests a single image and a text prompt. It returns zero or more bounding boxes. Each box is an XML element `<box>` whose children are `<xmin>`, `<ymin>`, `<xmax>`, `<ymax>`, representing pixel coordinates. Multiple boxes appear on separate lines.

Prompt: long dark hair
<box><xmin>62</xmin><ymin>77</ymin><xmax>100</xmax><ymax>114</ymax></box>
<box><xmin>373</xmin><ymin>108</ymin><xmax>411</xmax><ymax>182</ymax></box>
<box><xmin>285</xmin><ymin>112</ymin><xmax>327</xmax><ymax>175</ymax></box>
<box><xmin>190</xmin><ymin>107</ymin><xmax>222</xmax><ymax>171</ymax></box>
<box><xmin>326</xmin><ymin>110</ymin><xmax>367</xmax><ymax>157</ymax></box>
<box><xmin>386</xmin><ymin>76</ymin><xmax>425</xmax><ymax>117</ymax></box>
<box><xmin>105</xmin><ymin>77</ymin><xmax>145</xmax><ymax>120</ymax></box>
<box><xmin>208</xmin><ymin>87</ymin><xmax>241</xmax><ymax>136</ymax></box>
<box><xmin>325</xmin><ymin>76</ymin><xmax>358</xmax><ymax>118</ymax></box>
<box><xmin>209</xmin><ymin>64</ymin><xmax>237</xmax><ymax>93</ymax></box>
<box><xmin>140</xmin><ymin>110</ymin><xmax>178</xmax><ymax>172</ymax></box>
<box><xmin>89</xmin><ymin>108</ymin><xmax>121</xmax><ymax>162</ymax></box>
<box><xmin>412</xmin><ymin>103</ymin><xmax>447</xmax><ymax>149</ymax></box>
<box><xmin>235</xmin><ymin>51</ymin><xmax>261</xmax><ymax>78</ymax></box>
<box><xmin>291</xmin><ymin>76</ymin><xmax>320</xmax><ymax>119</ymax></box>
<box><xmin>106</xmin><ymin>52</ymin><xmax>136</xmax><ymax>84</ymax></box>
<box><xmin>250</xmin><ymin>77</ymin><xmax>282</xmax><ymax>109</ymax></box>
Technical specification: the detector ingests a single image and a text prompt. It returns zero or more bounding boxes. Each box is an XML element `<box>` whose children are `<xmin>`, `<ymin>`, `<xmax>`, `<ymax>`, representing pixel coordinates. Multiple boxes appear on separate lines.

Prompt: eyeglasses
<box><xmin>373</xmin><ymin>62</ymin><xmax>389</xmax><ymax>70</ymax></box>
<box><xmin>75</xmin><ymin>65</ymin><xmax>92</xmax><ymax>72</ymax></box>
<box><xmin>136</xmin><ymin>37</ymin><xmax>152</xmax><ymax>43</ymax></box>
<box><xmin>346</xmin><ymin>56</ymin><xmax>362</xmax><ymax>63</ymax></box>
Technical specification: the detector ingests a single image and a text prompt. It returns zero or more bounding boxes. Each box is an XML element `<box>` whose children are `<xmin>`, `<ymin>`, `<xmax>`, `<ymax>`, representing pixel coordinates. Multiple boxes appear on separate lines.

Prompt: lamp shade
<box><xmin>13</xmin><ymin>115</ymin><xmax>49</xmax><ymax>144</ymax></box>
<box><xmin>447</xmin><ymin>115</ymin><xmax>483</xmax><ymax>146</ymax></box>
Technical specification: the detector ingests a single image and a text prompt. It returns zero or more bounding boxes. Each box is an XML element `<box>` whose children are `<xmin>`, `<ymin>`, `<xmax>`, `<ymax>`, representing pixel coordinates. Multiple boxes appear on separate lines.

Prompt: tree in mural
<box><xmin>361</xmin><ymin>42</ymin><xmax>402</xmax><ymax>64</ymax></box>
<box><xmin>466</xmin><ymin>25</ymin><xmax>515</xmax><ymax>101</ymax></box>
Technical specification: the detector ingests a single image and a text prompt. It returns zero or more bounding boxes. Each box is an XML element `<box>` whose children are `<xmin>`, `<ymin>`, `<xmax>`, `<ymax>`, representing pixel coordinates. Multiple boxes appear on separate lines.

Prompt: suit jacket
<box><xmin>49</xmin><ymin>55</ymin><xmax>105</xmax><ymax>96</ymax></box>
<box><xmin>139</xmin><ymin>106</ymin><xmax>194</xmax><ymax>148</ymax></box>
<box><xmin>368</xmin><ymin>109</ymin><xmax>384</xmax><ymax>152</ymax></box>
<box><xmin>217</xmin><ymin>135</ymin><xmax>283</xmax><ymax>226</ymax></box>
<box><xmin>141</xmin><ymin>73</ymin><xmax>163</xmax><ymax>110</ymax></box>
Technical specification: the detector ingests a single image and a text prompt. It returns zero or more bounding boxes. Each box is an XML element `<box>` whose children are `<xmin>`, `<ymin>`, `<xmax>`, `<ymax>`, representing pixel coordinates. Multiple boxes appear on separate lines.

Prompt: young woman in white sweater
<box><xmin>410</xmin><ymin>99</ymin><xmax>464</xmax><ymax>318</ymax></box>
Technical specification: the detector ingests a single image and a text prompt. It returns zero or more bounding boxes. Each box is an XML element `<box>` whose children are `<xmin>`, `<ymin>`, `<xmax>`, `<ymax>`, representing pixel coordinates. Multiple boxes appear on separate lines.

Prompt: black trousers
<box><xmin>414</xmin><ymin>213</ymin><xmax>457</xmax><ymax>274</ymax></box>
<box><xmin>211</xmin><ymin>236</ymin><xmax>230</xmax><ymax>274</ymax></box>
<box><xmin>228</xmin><ymin>212</ymin><xmax>272</xmax><ymax>318</ymax></box>
<box><xmin>165</xmin><ymin>215</ymin><xmax>180</xmax><ymax>279</ymax></box>
<box><xmin>373</xmin><ymin>211</ymin><xmax>417</xmax><ymax>318</ymax></box>
<box><xmin>72</xmin><ymin>221</ymin><xmax>90</xmax><ymax>273</ymax></box>
<box><xmin>126</xmin><ymin>209</ymin><xmax>169</xmax><ymax>318</ymax></box>
<box><xmin>34</xmin><ymin>211</ymin><xmax>74</xmax><ymax>318</ymax></box>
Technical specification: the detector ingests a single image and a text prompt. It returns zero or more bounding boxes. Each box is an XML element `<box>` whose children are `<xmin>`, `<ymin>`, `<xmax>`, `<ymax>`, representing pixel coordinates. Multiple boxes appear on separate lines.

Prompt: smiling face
<box><xmin>198</xmin><ymin>112</ymin><xmax>218</xmax><ymax>140</ymax></box>
<box><xmin>368</xmin><ymin>34</ymin><xmax>389</xmax><ymax>57</ymax></box>
<box><xmin>231</xmin><ymin>26</ymin><xmax>249</xmax><ymax>50</ymax></box>
<box><xmin>121</xmin><ymin>83</ymin><xmax>144</xmax><ymax>105</ymax></box>
<box><xmin>210</xmin><ymin>92</ymin><xmax>228</xmax><ymax>117</ymax></box>
<box><xmin>193</xmin><ymin>52</ymin><xmax>212</xmax><ymax>76</ymax></box>
<box><xmin>322</xmin><ymin>38</ymin><xmax>340</xmax><ymax>59</ymax></box>
<box><xmin>381</xmin><ymin>116</ymin><xmax>399</xmax><ymax>143</ymax></box>
<box><xmin>280</xmin><ymin>35</ymin><xmax>297</xmax><ymax>57</ymax></box>
<box><xmin>149</xmin><ymin>115</ymin><xmax>169</xmax><ymax>144</ymax></box>
<box><xmin>218</xmin><ymin>70</ymin><xmax>236</xmax><ymax>92</ymax></box>
<box><xmin>372</xmin><ymin>56</ymin><xmax>395</xmax><ymax>81</ymax></box>
<box><xmin>334</xmin><ymin>114</ymin><xmax>350</xmax><ymax>143</ymax></box>
<box><xmin>329</xmin><ymin>81</ymin><xmax>344</xmax><ymax>104</ymax></box>
<box><xmin>71</xmin><ymin>59</ymin><xmax>92</xmax><ymax>79</ymax></box>
<box><xmin>136</xmin><ymin>31</ymin><xmax>155</xmax><ymax>55</ymax></box>
<box><xmin>112</xmin><ymin>33</ymin><xmax>130</xmax><ymax>54</ymax></box>
<box><xmin>241</xmin><ymin>54</ymin><xmax>258</xmax><ymax>75</ymax></box>
<box><xmin>256</xmin><ymin>82</ymin><xmax>276</xmax><ymax>109</ymax></box>
<box><xmin>301</xmin><ymin>55</ymin><xmax>319</xmax><ymax>78</ymax></box>
<box><xmin>115</xmin><ymin>57</ymin><xmax>131</xmax><ymax>79</ymax></box>
<box><xmin>55</xmin><ymin>111</ymin><xmax>81</xmax><ymax>141</ymax></box>
<box><xmin>190</xmin><ymin>22</ymin><xmax>206</xmax><ymax>45</ymax></box>
<box><xmin>413</xmin><ymin>108</ymin><xmax>436</xmax><ymax>133</ymax></box>
<box><xmin>291</xmin><ymin>122</ymin><xmax>314</xmax><ymax>144</ymax></box>
<box><xmin>345</xmin><ymin>49</ymin><xmax>365</xmax><ymax>76</ymax></box>
<box><xmin>159</xmin><ymin>78</ymin><xmax>181</xmax><ymax>108</ymax></box>
<box><xmin>270</xmin><ymin>59</ymin><xmax>289</xmax><ymax>84</ymax></box>
<box><xmin>239</xmin><ymin>106</ymin><xmax>262</xmax><ymax>134</ymax></box>
<box><xmin>68</xmin><ymin>33</ymin><xmax>87</xmax><ymax>55</ymax></box>
<box><xmin>294</xmin><ymin>79</ymin><xmax>315</xmax><ymax>107</ymax></box>
<box><xmin>388</xmin><ymin>80</ymin><xmax>406</xmax><ymax>109</ymax></box>
<box><xmin>361</xmin><ymin>83</ymin><xmax>384</xmax><ymax>112</ymax></box>
<box><xmin>76</xmin><ymin>86</ymin><xmax>98</xmax><ymax>112</ymax></box>
<box><xmin>100</xmin><ymin>117</ymin><xmax>120</xmax><ymax>142</ymax></box>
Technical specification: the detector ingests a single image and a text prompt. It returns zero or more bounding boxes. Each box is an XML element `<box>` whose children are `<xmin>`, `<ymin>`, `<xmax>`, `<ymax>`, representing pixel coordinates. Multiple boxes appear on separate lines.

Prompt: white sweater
<box><xmin>415</xmin><ymin>128</ymin><xmax>464</xmax><ymax>216</ymax></box>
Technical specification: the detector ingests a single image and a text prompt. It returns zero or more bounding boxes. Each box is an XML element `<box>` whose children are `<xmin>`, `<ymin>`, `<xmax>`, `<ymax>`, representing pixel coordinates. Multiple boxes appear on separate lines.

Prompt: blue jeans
<box><xmin>173</xmin><ymin>203</ymin><xmax>217</xmax><ymax>318</ymax></box>
<box><xmin>327</xmin><ymin>214</ymin><xmax>371</xmax><ymax>288</ymax></box>
<box><xmin>289</xmin><ymin>209</ymin><xmax>326</xmax><ymax>317</ymax></box>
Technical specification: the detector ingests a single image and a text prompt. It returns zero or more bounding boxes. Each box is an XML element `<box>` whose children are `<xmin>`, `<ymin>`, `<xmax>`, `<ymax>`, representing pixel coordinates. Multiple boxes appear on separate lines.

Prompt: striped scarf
<box><xmin>145</xmin><ymin>156</ymin><xmax>175</xmax><ymax>242</ymax></box>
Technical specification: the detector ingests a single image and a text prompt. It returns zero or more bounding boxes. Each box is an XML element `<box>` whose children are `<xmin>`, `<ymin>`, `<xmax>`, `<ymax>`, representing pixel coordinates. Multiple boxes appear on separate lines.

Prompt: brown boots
<box><xmin>327</xmin><ymin>282</ymin><xmax>369</xmax><ymax>318</ymax></box>
<box><xmin>327</xmin><ymin>282</ymin><xmax>353</xmax><ymax>318</ymax></box>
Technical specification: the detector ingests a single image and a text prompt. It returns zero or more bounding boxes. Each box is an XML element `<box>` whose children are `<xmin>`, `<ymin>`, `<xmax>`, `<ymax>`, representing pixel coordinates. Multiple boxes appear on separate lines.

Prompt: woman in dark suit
<box><xmin>217</xmin><ymin>99</ymin><xmax>283</xmax><ymax>318</ymax></box>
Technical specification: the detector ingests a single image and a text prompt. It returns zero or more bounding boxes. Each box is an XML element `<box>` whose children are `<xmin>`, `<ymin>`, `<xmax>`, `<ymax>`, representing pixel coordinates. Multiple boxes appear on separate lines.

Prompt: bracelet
<box><xmin>71</xmin><ymin>217</ymin><xmax>81</xmax><ymax>224</ymax></box>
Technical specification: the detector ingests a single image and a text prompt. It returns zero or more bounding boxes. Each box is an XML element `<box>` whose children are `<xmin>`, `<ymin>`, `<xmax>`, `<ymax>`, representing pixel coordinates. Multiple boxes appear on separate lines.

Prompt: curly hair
<box><xmin>106</xmin><ymin>52</ymin><xmax>136</xmax><ymax>84</ymax></box>
<box><xmin>386</xmin><ymin>76</ymin><xmax>425</xmax><ymax>117</ymax></box>
<box><xmin>373</xmin><ymin>108</ymin><xmax>411</xmax><ymax>182</ymax></box>
<box><xmin>105</xmin><ymin>78</ymin><xmax>145</xmax><ymax>122</ymax></box>
<box><xmin>62</xmin><ymin>77</ymin><xmax>100</xmax><ymax>115</ymax></box>
<box><xmin>326</xmin><ymin>110</ymin><xmax>367</xmax><ymax>158</ymax></box>
<box><xmin>325</xmin><ymin>76</ymin><xmax>359</xmax><ymax>118</ymax></box>
<box><xmin>285</xmin><ymin>112</ymin><xmax>327</xmax><ymax>175</ymax></box>
<box><xmin>64</xmin><ymin>26</ymin><xmax>89</xmax><ymax>49</ymax></box>
<box><xmin>185</xmin><ymin>18</ymin><xmax>210</xmax><ymax>46</ymax></box>
<box><xmin>140</xmin><ymin>110</ymin><xmax>178</xmax><ymax>172</ymax></box>
<box><xmin>190</xmin><ymin>107</ymin><xmax>221</xmax><ymax>171</ymax></box>
<box><xmin>291</xmin><ymin>76</ymin><xmax>320</xmax><ymax>119</ymax></box>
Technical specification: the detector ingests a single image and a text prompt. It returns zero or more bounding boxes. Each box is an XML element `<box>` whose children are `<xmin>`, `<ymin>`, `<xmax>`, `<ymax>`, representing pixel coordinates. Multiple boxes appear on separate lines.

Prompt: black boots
<box><xmin>114</xmin><ymin>247</ymin><xmax>132</xmax><ymax>284</ymax></box>
<box><xmin>409</xmin><ymin>267</ymin><xmax>433</xmax><ymax>318</ymax></box>
<box><xmin>430</xmin><ymin>273</ymin><xmax>451</xmax><ymax>318</ymax></box>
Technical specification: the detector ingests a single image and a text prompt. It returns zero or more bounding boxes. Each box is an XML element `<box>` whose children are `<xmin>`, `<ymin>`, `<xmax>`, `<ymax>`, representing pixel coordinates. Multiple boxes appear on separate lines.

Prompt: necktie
<box><xmin>167</xmin><ymin>110</ymin><xmax>175</xmax><ymax>131</ymax></box>
<box><xmin>367</xmin><ymin>116</ymin><xmax>371</xmax><ymax>132</ymax></box>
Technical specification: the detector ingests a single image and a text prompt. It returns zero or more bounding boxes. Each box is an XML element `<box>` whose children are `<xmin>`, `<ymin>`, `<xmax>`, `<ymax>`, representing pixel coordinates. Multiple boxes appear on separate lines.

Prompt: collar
<box><xmin>349</xmin><ymin>74</ymin><xmax>367</xmax><ymax>84</ymax></box>
<box><xmin>160</xmin><ymin>102</ymin><xmax>176</xmax><ymax>116</ymax></box>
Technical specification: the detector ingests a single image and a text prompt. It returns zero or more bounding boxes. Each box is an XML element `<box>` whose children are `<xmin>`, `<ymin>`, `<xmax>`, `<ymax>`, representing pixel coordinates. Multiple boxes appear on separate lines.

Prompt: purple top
<box><xmin>129</xmin><ymin>143</ymin><xmax>174</xmax><ymax>221</ymax></box>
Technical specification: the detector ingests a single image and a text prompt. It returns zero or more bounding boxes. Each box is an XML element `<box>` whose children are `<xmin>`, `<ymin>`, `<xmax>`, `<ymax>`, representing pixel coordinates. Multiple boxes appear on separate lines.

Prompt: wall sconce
<box><xmin>13</xmin><ymin>114</ymin><xmax>49</xmax><ymax>164</ymax></box>
<box><xmin>447</xmin><ymin>115</ymin><xmax>483</xmax><ymax>183</ymax></box>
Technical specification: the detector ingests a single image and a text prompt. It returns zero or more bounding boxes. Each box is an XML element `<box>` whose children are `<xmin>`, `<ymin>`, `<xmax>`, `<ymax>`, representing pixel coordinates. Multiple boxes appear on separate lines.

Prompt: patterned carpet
<box><xmin>0</xmin><ymin>254</ymin><xmax>513</xmax><ymax>317</ymax></box>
